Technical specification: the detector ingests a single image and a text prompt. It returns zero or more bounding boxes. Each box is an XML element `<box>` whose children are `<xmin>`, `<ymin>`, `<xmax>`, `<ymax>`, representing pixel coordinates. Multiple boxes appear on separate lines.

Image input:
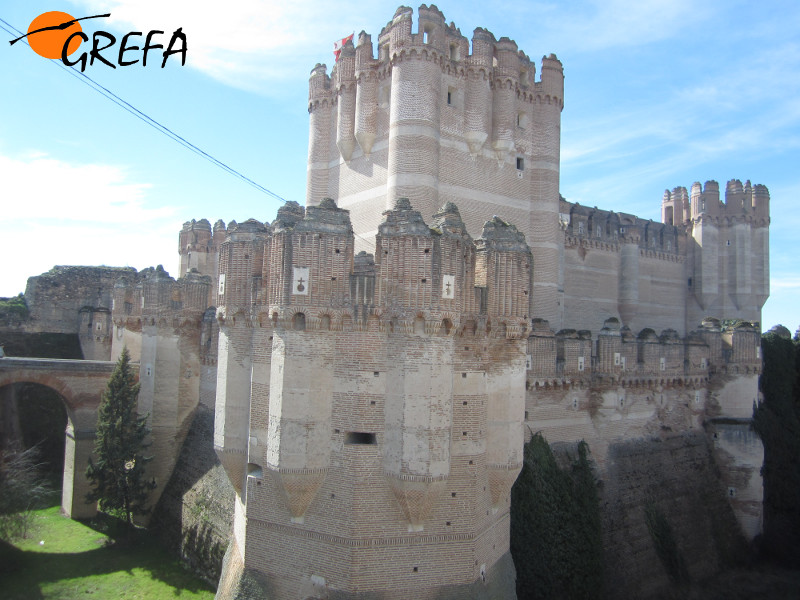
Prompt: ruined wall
<box><xmin>21</xmin><ymin>266</ymin><xmax>136</xmax><ymax>360</ymax></box>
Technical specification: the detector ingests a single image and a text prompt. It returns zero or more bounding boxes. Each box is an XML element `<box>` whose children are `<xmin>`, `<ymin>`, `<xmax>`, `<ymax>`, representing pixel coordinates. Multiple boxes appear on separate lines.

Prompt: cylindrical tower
<box><xmin>307</xmin><ymin>64</ymin><xmax>333</xmax><ymax>206</ymax></box>
<box><xmin>385</xmin><ymin>13</ymin><xmax>441</xmax><ymax>219</ymax></box>
<box><xmin>354</xmin><ymin>32</ymin><xmax>378</xmax><ymax>157</ymax></box>
<box><xmin>752</xmin><ymin>183</ymin><xmax>770</xmax><ymax>311</ymax></box>
<box><xmin>491</xmin><ymin>37</ymin><xmax>519</xmax><ymax>162</ymax></box>
<box><xmin>335</xmin><ymin>42</ymin><xmax>357</xmax><ymax>162</ymax></box>
<box><xmin>464</xmin><ymin>28</ymin><xmax>494</xmax><ymax>155</ymax></box>
<box><xmin>377</xmin><ymin>198</ymin><xmax>451</xmax><ymax>529</ymax></box>
<box><xmin>214</xmin><ymin>220</ymin><xmax>267</xmax><ymax>495</ymax></box>
<box><xmin>528</xmin><ymin>53</ymin><xmax>564</xmax><ymax>327</ymax></box>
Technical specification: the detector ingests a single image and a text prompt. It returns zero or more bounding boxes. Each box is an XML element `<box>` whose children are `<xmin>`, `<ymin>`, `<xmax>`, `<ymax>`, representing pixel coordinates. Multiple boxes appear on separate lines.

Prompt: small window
<box><xmin>660</xmin><ymin>357</ymin><xmax>666</xmax><ymax>371</ymax></box>
<box><xmin>450</xmin><ymin>43</ymin><xmax>459</xmax><ymax>61</ymax></box>
<box><xmin>446</xmin><ymin>86</ymin><xmax>457</xmax><ymax>108</ymax></box>
<box><xmin>379</xmin><ymin>84</ymin><xmax>391</xmax><ymax>108</ymax></box>
<box><xmin>293</xmin><ymin>313</ymin><xmax>306</xmax><ymax>331</ymax></box>
<box><xmin>614</xmin><ymin>352</ymin><xmax>621</xmax><ymax>366</ymax></box>
<box><xmin>578</xmin><ymin>222</ymin><xmax>585</xmax><ymax>235</ymax></box>
<box><xmin>578</xmin><ymin>356</ymin><xmax>585</xmax><ymax>372</ymax></box>
<box><xmin>345</xmin><ymin>432</ymin><xmax>377</xmax><ymax>445</ymax></box>
<box><xmin>516</xmin><ymin>157</ymin><xmax>524</xmax><ymax>171</ymax></box>
<box><xmin>423</xmin><ymin>29</ymin><xmax>430</xmax><ymax>44</ymax></box>
<box><xmin>726</xmin><ymin>239</ymin><xmax>731</xmax><ymax>246</ymax></box>
<box><xmin>688</xmin><ymin>277</ymin><xmax>693</xmax><ymax>288</ymax></box>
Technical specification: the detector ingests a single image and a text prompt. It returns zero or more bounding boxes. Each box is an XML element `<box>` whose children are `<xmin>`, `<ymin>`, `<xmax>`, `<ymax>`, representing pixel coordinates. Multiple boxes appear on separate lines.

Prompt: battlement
<box><xmin>661</xmin><ymin>179</ymin><xmax>770</xmax><ymax>225</ymax></box>
<box><xmin>562</xmin><ymin>200</ymin><xmax>681</xmax><ymax>256</ymax></box>
<box><xmin>526</xmin><ymin>316</ymin><xmax>761</xmax><ymax>387</ymax></box>
<box><xmin>212</xmin><ymin>197</ymin><xmax>532</xmax><ymax>336</ymax></box>
<box><xmin>111</xmin><ymin>265</ymin><xmax>212</xmax><ymax>334</ymax></box>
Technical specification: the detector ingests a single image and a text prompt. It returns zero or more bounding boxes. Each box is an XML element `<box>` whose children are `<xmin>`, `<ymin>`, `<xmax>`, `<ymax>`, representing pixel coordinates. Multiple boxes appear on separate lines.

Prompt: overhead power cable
<box><xmin>1</xmin><ymin>16</ymin><xmax>380</xmax><ymax>250</ymax></box>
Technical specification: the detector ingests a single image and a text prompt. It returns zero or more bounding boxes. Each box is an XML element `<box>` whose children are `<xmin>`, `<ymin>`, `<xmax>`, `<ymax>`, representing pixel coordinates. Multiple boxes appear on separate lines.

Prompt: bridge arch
<box><xmin>0</xmin><ymin>358</ymin><xmax>124</xmax><ymax>518</ymax></box>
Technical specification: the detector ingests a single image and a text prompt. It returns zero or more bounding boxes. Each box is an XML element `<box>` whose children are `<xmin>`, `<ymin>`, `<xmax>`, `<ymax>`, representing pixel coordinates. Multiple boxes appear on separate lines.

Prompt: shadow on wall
<box><xmin>150</xmin><ymin>404</ymin><xmax>235</xmax><ymax>584</ymax></box>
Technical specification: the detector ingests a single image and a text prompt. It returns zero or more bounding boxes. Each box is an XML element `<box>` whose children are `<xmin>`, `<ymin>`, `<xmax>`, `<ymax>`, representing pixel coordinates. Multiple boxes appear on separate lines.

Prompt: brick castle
<box><xmin>8</xmin><ymin>5</ymin><xmax>769</xmax><ymax>600</ymax></box>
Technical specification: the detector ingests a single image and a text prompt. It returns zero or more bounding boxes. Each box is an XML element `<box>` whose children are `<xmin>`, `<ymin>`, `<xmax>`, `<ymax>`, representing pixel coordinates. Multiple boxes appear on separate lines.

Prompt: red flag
<box><xmin>333</xmin><ymin>33</ymin><xmax>354</xmax><ymax>62</ymax></box>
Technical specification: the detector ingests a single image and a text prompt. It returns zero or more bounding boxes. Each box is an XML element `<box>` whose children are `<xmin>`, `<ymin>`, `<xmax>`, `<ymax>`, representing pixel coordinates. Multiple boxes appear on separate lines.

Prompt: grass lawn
<box><xmin>0</xmin><ymin>504</ymin><xmax>216</xmax><ymax>600</ymax></box>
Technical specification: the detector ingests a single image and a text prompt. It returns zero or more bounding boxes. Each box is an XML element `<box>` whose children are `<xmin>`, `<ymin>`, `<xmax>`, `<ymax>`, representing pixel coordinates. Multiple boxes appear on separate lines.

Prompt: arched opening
<box><xmin>293</xmin><ymin>313</ymin><xmax>306</xmax><ymax>331</ymax></box>
<box><xmin>0</xmin><ymin>382</ymin><xmax>68</xmax><ymax>482</ymax></box>
<box><xmin>413</xmin><ymin>315</ymin><xmax>425</xmax><ymax>334</ymax></box>
<box><xmin>1</xmin><ymin>381</ymin><xmax>70</xmax><ymax>523</ymax></box>
<box><xmin>441</xmin><ymin>319</ymin><xmax>453</xmax><ymax>336</ymax></box>
<box><xmin>320</xmin><ymin>314</ymin><xmax>331</xmax><ymax>331</ymax></box>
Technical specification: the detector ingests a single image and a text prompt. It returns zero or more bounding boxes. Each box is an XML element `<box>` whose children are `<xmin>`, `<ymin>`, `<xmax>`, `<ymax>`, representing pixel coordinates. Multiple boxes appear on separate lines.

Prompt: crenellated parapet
<box><xmin>525</xmin><ymin>316</ymin><xmax>762</xmax><ymax>390</ymax></box>
<box><xmin>659</xmin><ymin>179</ymin><xmax>771</xmax><ymax>324</ymax></box>
<box><xmin>111</xmin><ymin>265</ymin><xmax>212</xmax><ymax>336</ymax></box>
<box><xmin>564</xmin><ymin>200</ymin><xmax>682</xmax><ymax>256</ymax></box>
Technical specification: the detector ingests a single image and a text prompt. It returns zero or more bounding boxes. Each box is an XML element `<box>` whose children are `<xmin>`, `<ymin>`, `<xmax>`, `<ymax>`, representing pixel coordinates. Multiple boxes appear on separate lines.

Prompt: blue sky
<box><xmin>1</xmin><ymin>0</ymin><xmax>798</xmax><ymax>332</ymax></box>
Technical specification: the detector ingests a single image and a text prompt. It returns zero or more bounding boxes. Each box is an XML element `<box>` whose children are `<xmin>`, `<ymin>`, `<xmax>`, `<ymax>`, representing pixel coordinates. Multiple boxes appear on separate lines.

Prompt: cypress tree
<box><xmin>86</xmin><ymin>347</ymin><xmax>156</xmax><ymax>527</ymax></box>
<box><xmin>510</xmin><ymin>433</ymin><xmax>603</xmax><ymax>599</ymax></box>
<box><xmin>753</xmin><ymin>329</ymin><xmax>800</xmax><ymax>564</ymax></box>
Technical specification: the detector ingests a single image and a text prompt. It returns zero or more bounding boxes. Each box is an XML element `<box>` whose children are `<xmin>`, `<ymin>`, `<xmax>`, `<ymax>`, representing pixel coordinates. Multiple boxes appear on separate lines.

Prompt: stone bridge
<box><xmin>0</xmin><ymin>357</ymin><xmax>134</xmax><ymax>518</ymax></box>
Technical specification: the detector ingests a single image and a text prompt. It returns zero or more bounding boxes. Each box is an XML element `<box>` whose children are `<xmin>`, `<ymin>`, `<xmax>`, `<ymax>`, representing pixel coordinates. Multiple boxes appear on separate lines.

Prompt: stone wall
<box><xmin>150</xmin><ymin>404</ymin><xmax>235</xmax><ymax>584</ymax></box>
<box><xmin>23</xmin><ymin>266</ymin><xmax>136</xmax><ymax>360</ymax></box>
<box><xmin>599</xmin><ymin>433</ymin><xmax>748</xmax><ymax>599</ymax></box>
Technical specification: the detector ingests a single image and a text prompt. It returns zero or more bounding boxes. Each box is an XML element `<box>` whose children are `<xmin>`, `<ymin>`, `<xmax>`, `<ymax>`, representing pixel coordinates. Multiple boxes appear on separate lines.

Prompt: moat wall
<box><xmin>150</xmin><ymin>404</ymin><xmax>235</xmax><ymax>584</ymax></box>
<box><xmin>154</xmin><ymin>408</ymin><xmax>749</xmax><ymax>597</ymax></box>
<box><xmin>598</xmin><ymin>432</ymin><xmax>747</xmax><ymax>599</ymax></box>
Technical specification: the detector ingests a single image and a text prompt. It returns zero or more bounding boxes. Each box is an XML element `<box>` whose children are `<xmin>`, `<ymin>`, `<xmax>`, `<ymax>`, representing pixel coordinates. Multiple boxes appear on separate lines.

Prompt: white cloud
<box><xmin>0</xmin><ymin>153</ymin><xmax>171</xmax><ymax>223</ymax></box>
<box><xmin>0</xmin><ymin>152</ymin><xmax>178</xmax><ymax>296</ymax></box>
<box><xmin>770</xmin><ymin>277</ymin><xmax>800</xmax><ymax>291</ymax></box>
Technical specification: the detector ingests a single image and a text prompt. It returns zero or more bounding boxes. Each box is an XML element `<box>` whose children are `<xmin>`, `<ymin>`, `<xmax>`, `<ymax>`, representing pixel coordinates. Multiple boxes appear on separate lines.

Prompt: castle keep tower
<box><xmin>214</xmin><ymin>198</ymin><xmax>529</xmax><ymax>599</ymax></box>
<box><xmin>307</xmin><ymin>5</ymin><xmax>564</xmax><ymax>326</ymax></box>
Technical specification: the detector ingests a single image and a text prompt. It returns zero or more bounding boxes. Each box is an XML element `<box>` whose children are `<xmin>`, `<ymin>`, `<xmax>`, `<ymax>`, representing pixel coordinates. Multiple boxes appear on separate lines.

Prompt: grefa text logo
<box><xmin>9</xmin><ymin>11</ymin><xmax>187</xmax><ymax>71</ymax></box>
